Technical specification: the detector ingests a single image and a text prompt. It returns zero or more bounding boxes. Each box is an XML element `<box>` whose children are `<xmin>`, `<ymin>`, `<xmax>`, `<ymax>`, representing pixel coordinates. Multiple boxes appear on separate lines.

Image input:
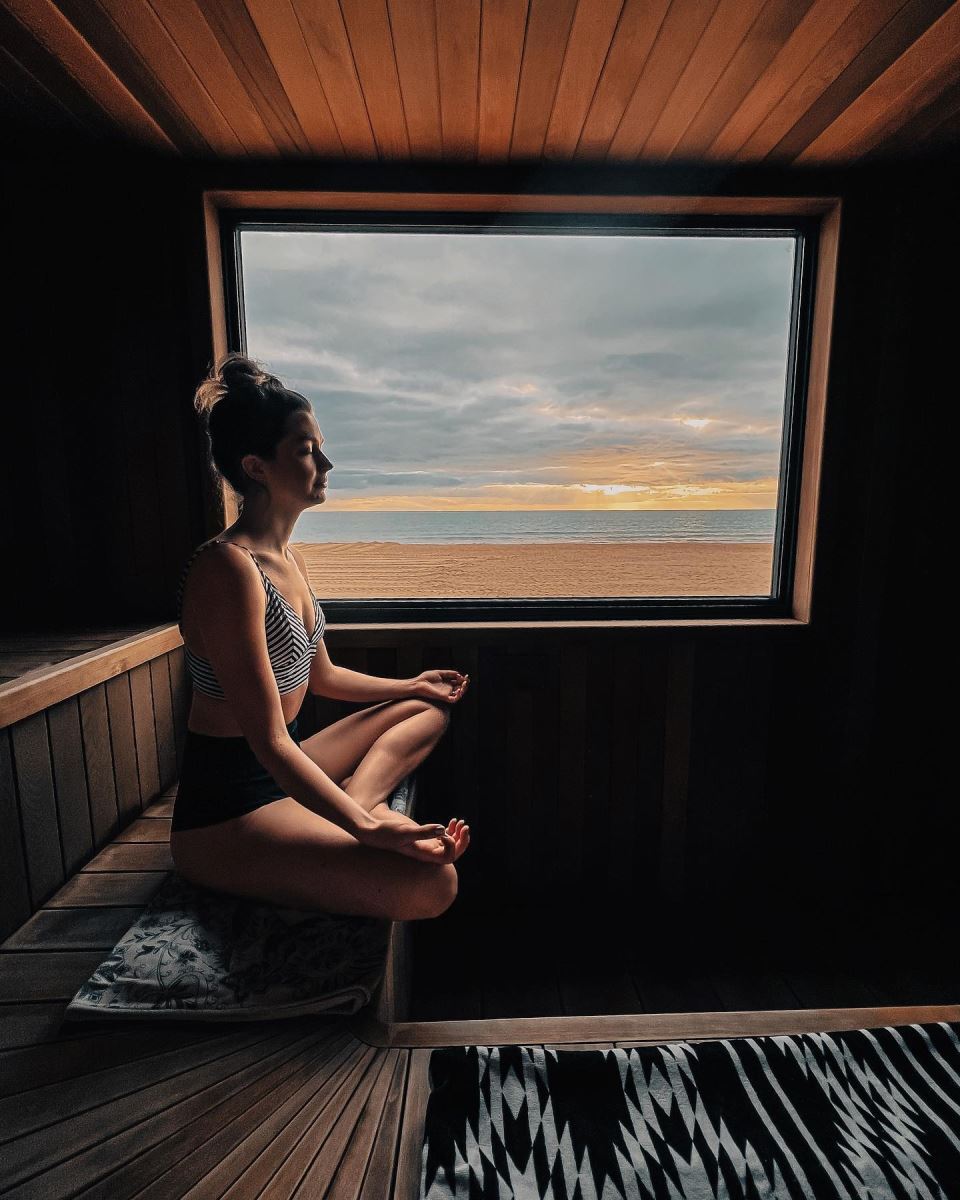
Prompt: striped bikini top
<box><xmin>176</xmin><ymin>539</ymin><xmax>325</xmax><ymax>699</ymax></box>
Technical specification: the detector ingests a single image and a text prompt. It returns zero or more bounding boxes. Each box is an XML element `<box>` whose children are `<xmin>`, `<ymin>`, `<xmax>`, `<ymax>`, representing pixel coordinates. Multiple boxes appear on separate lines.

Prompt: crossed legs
<box><xmin>170</xmin><ymin>698</ymin><xmax>459</xmax><ymax>921</ymax></box>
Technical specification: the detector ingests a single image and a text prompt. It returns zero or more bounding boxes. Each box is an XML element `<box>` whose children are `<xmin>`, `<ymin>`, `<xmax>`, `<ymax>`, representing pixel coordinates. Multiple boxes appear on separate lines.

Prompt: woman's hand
<box><xmin>412</xmin><ymin>669</ymin><xmax>470</xmax><ymax>705</ymax></box>
<box><xmin>357</xmin><ymin>810</ymin><xmax>471</xmax><ymax>863</ymax></box>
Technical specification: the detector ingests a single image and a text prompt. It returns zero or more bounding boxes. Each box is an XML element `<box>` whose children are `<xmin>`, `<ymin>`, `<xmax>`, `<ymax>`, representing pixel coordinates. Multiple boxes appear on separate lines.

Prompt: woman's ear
<box><xmin>240</xmin><ymin>452</ymin><xmax>265</xmax><ymax>486</ymax></box>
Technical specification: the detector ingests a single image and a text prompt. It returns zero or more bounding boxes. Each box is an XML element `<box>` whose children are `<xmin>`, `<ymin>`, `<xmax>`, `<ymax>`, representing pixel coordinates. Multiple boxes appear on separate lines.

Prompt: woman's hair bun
<box><xmin>194</xmin><ymin>352</ymin><xmax>279</xmax><ymax>417</ymax></box>
<box><xmin>219</xmin><ymin>353</ymin><xmax>276</xmax><ymax>392</ymax></box>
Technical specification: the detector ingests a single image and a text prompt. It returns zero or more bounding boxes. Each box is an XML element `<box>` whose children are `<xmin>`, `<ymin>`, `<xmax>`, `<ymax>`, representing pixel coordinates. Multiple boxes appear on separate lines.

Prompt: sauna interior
<box><xmin>1</xmin><ymin>1</ymin><xmax>958</xmax><ymax>1196</ymax></box>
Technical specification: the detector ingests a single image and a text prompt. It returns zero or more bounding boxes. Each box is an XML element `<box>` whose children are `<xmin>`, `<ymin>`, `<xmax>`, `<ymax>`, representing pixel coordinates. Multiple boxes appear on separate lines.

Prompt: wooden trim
<box><xmin>203</xmin><ymin>191</ymin><xmax>840</xmax><ymax>214</ymax></box>
<box><xmin>0</xmin><ymin>626</ymin><xmax>182</xmax><ymax>731</ymax></box>
<box><xmin>793</xmin><ymin>199</ymin><xmax>841</xmax><ymax>623</ymax></box>
<box><xmin>348</xmin><ymin>1003</ymin><xmax>960</xmax><ymax>1048</ymax></box>
<box><xmin>201</xmin><ymin>190</ymin><xmax>239</xmax><ymax>531</ymax></box>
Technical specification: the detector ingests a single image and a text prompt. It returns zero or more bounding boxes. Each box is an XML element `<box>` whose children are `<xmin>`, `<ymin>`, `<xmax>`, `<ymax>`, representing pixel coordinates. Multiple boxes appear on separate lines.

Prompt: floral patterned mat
<box><xmin>65</xmin><ymin>774</ymin><xmax>416</xmax><ymax>1021</ymax></box>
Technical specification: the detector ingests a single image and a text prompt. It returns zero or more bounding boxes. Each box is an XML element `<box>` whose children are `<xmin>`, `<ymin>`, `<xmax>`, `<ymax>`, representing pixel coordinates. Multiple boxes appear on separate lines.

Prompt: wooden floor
<box><xmin>2</xmin><ymin>785</ymin><xmax>957</xmax><ymax>1199</ymax></box>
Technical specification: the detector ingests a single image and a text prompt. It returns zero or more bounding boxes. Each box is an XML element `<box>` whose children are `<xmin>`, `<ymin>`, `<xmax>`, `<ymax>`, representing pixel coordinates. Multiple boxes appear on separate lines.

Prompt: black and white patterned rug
<box><xmin>420</xmin><ymin>1021</ymin><xmax>960</xmax><ymax>1198</ymax></box>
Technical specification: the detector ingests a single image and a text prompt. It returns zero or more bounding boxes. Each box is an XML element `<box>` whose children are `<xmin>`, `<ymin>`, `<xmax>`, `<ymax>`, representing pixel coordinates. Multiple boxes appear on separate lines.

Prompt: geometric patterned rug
<box><xmin>420</xmin><ymin>1022</ymin><xmax>960</xmax><ymax>1198</ymax></box>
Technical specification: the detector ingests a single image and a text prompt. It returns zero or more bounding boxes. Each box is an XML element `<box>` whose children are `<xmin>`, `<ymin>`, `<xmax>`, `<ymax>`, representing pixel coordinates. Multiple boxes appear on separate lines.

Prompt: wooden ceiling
<box><xmin>2</xmin><ymin>0</ymin><xmax>960</xmax><ymax>164</ymax></box>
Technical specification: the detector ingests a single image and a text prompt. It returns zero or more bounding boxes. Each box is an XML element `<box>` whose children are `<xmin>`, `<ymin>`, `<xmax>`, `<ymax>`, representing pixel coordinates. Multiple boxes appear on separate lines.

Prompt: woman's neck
<box><xmin>226</xmin><ymin>507</ymin><xmax>300</xmax><ymax>557</ymax></box>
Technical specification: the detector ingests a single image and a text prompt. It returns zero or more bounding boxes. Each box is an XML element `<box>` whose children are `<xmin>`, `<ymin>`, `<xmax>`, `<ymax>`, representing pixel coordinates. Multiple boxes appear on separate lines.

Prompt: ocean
<box><xmin>292</xmin><ymin>509</ymin><xmax>775</xmax><ymax>545</ymax></box>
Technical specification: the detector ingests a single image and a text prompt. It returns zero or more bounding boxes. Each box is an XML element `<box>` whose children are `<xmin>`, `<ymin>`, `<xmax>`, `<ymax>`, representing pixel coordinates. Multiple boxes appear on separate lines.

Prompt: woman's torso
<box><xmin>178</xmin><ymin>537</ymin><xmax>318</xmax><ymax>737</ymax></box>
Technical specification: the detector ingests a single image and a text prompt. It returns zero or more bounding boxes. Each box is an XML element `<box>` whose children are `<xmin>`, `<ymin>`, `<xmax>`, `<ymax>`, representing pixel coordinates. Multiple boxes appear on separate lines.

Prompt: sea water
<box><xmin>292</xmin><ymin>509</ymin><xmax>775</xmax><ymax>545</ymax></box>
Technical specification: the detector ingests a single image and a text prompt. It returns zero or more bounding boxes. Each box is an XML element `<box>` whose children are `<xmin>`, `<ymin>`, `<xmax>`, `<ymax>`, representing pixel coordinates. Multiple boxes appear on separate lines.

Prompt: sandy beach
<box><xmin>297</xmin><ymin>541</ymin><xmax>774</xmax><ymax>599</ymax></box>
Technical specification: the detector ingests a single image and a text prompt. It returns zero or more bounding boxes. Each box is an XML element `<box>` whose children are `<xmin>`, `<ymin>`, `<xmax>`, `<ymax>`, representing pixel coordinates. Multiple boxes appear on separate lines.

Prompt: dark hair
<box><xmin>193</xmin><ymin>353</ymin><xmax>311</xmax><ymax>500</ymax></box>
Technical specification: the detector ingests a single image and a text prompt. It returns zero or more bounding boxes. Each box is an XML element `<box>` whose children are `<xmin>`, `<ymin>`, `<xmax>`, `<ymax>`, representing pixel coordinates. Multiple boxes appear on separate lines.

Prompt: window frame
<box><xmin>202</xmin><ymin>191</ymin><xmax>841</xmax><ymax>628</ymax></box>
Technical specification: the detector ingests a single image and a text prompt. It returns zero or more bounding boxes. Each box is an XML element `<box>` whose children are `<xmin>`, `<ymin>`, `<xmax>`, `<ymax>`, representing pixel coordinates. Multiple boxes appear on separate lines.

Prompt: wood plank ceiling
<box><xmin>2</xmin><ymin>0</ymin><xmax>959</xmax><ymax>163</ymax></box>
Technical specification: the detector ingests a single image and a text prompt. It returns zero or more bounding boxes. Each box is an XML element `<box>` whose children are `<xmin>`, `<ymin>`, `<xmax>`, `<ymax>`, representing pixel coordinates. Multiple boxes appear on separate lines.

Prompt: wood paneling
<box><xmin>671</xmin><ymin>0</ymin><xmax>817</xmax><ymax>160</ymax></box>
<box><xmin>300</xmin><ymin>628</ymin><xmax>799</xmax><ymax>921</ymax></box>
<box><xmin>45</xmin><ymin>698</ymin><xmax>93</xmax><ymax>877</ymax></box>
<box><xmin>0</xmin><ymin>0</ymin><xmax>174</xmax><ymax>150</ymax></box>
<box><xmin>640</xmin><ymin>0</ymin><xmax>769</xmax><ymax>161</ymax></box>
<box><xmin>0</xmin><ymin>730</ymin><xmax>30</xmax><ymax>935</ymax></box>
<box><xmin>149</xmin><ymin>656</ymin><xmax>177</xmax><ymax>787</ymax></box>
<box><xmin>796</xmin><ymin>0</ymin><xmax>960</xmax><ymax>162</ymax></box>
<box><xmin>9</xmin><ymin>712</ymin><xmax>63</xmax><ymax>909</ymax></box>
<box><xmin>128</xmin><ymin>661</ymin><xmax>160</xmax><ymax>807</ymax></box>
<box><xmin>2</xmin><ymin>0</ymin><xmax>959</xmax><ymax>162</ymax></box>
<box><xmin>340</xmin><ymin>0</ymin><xmax>411</xmax><ymax>160</ymax></box>
<box><xmin>78</xmin><ymin>685</ymin><xmax>121</xmax><ymax>845</ymax></box>
<box><xmin>0</xmin><ymin>649</ymin><xmax>191</xmax><ymax>941</ymax></box>
<box><xmin>201</xmin><ymin>0</ymin><xmax>313</xmax><ymax>157</ymax></box>
<box><xmin>105</xmin><ymin>674</ymin><xmax>140</xmax><ymax>825</ymax></box>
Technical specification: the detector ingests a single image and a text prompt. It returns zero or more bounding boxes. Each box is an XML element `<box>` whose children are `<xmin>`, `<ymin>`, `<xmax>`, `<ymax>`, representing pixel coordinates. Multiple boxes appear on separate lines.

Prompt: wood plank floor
<box><xmin>2</xmin><ymin>786</ymin><xmax>956</xmax><ymax>1199</ymax></box>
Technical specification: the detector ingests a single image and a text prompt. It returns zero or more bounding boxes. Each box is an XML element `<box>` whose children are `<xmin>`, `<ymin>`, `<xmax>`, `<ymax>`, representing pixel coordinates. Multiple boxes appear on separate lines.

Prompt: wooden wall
<box><xmin>1</xmin><ymin>150</ymin><xmax>956</xmax><ymax>946</ymax></box>
<box><xmin>0</xmin><ymin>648</ymin><xmax>188</xmax><ymax>941</ymax></box>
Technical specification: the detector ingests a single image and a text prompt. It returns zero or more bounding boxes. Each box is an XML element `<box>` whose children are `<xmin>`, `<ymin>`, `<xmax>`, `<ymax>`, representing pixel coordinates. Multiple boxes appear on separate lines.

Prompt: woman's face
<box><xmin>244</xmin><ymin>409</ymin><xmax>333</xmax><ymax>507</ymax></box>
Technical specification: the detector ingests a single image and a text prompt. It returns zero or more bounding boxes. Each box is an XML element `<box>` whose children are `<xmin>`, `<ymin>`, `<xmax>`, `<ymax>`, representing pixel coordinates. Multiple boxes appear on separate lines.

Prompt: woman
<box><xmin>170</xmin><ymin>353</ymin><xmax>471</xmax><ymax>921</ymax></box>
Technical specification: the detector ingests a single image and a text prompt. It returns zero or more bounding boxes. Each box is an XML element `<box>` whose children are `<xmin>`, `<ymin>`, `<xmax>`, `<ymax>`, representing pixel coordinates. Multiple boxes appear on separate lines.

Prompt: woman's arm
<box><xmin>309</xmin><ymin>639</ymin><xmax>418</xmax><ymax>702</ymax></box>
<box><xmin>310</xmin><ymin>643</ymin><xmax>468</xmax><ymax>705</ymax></box>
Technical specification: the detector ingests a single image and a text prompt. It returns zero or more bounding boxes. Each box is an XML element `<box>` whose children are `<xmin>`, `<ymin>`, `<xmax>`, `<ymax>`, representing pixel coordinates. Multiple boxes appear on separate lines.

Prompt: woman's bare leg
<box><xmin>298</xmin><ymin>698</ymin><xmax>451</xmax><ymax>817</ymax></box>
<box><xmin>344</xmin><ymin>705</ymin><xmax>450</xmax><ymax>816</ymax></box>
<box><xmin>172</xmin><ymin>801</ymin><xmax>460</xmax><ymax>920</ymax></box>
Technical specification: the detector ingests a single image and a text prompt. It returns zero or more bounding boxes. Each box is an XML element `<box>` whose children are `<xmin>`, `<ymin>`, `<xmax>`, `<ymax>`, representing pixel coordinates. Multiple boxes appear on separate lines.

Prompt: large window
<box><xmin>215</xmin><ymin>201</ymin><xmax>831</xmax><ymax>624</ymax></box>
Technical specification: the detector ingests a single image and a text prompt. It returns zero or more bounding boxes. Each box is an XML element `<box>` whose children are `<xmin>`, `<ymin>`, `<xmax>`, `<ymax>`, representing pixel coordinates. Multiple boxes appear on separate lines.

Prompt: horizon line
<box><xmin>306</xmin><ymin>506</ymin><xmax>778</xmax><ymax>513</ymax></box>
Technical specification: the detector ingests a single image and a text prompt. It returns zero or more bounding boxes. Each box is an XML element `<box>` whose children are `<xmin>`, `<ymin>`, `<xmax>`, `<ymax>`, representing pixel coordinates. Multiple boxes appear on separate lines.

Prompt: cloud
<box><xmin>241</xmin><ymin>228</ymin><xmax>796</xmax><ymax>508</ymax></box>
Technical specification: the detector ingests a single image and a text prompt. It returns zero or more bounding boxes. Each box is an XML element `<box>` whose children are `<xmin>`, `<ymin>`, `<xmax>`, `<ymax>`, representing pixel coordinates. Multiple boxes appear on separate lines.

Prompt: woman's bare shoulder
<box><xmin>187</xmin><ymin>540</ymin><xmax>264</xmax><ymax>604</ymax></box>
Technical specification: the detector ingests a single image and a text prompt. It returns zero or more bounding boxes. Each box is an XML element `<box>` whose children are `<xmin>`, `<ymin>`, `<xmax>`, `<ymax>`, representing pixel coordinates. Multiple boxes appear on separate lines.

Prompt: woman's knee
<box><xmin>395</xmin><ymin>862</ymin><xmax>458</xmax><ymax>921</ymax></box>
<box><xmin>387</xmin><ymin>697</ymin><xmax>451</xmax><ymax>743</ymax></box>
<box><xmin>395</xmin><ymin>697</ymin><xmax>450</xmax><ymax>724</ymax></box>
<box><xmin>420</xmin><ymin>699</ymin><xmax>452</xmax><ymax>735</ymax></box>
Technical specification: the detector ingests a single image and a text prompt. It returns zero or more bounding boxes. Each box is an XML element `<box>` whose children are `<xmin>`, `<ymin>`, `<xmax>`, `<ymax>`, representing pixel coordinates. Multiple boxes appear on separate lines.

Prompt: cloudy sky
<box><xmin>241</xmin><ymin>227</ymin><xmax>796</xmax><ymax>511</ymax></box>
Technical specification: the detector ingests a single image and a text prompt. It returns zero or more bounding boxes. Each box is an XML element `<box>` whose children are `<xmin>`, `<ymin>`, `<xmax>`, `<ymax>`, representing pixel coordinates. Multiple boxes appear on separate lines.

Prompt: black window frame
<box><xmin>220</xmin><ymin>207</ymin><xmax>819</xmax><ymax>624</ymax></box>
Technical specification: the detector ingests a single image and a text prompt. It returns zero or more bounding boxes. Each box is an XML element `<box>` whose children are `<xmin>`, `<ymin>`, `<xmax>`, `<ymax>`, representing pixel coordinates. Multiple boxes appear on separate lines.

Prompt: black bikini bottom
<box><xmin>171</xmin><ymin>718</ymin><xmax>300</xmax><ymax>832</ymax></box>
